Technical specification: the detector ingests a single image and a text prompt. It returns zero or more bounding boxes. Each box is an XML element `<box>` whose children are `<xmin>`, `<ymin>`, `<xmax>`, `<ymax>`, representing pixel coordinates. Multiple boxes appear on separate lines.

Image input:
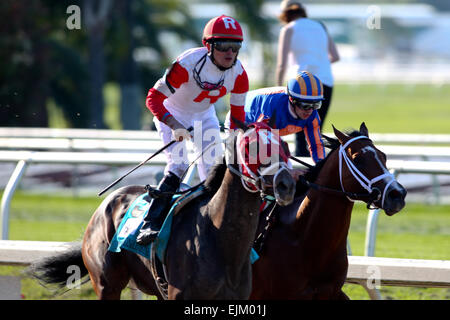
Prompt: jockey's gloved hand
<box><xmin>165</xmin><ymin>117</ymin><xmax>192</xmax><ymax>142</ymax></box>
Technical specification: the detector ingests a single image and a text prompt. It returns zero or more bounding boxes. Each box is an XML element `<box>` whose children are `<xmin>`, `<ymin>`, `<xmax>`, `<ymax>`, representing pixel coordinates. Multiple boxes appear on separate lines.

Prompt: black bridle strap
<box><xmin>290</xmin><ymin>155</ymin><xmax>381</xmax><ymax>207</ymax></box>
<box><xmin>298</xmin><ymin>176</ymin><xmax>381</xmax><ymax>204</ymax></box>
<box><xmin>289</xmin><ymin>155</ymin><xmax>314</xmax><ymax>169</ymax></box>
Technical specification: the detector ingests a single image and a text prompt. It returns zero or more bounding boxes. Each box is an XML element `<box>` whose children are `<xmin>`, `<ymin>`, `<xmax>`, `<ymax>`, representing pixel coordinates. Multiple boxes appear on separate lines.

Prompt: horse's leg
<box><xmin>82</xmin><ymin>185</ymin><xmax>153</xmax><ymax>299</ymax></box>
<box><xmin>83</xmin><ymin>242</ymin><xmax>130</xmax><ymax>299</ymax></box>
<box><xmin>97</xmin><ymin>252</ymin><xmax>130</xmax><ymax>300</ymax></box>
<box><xmin>82</xmin><ymin>205</ymin><xmax>131</xmax><ymax>300</ymax></box>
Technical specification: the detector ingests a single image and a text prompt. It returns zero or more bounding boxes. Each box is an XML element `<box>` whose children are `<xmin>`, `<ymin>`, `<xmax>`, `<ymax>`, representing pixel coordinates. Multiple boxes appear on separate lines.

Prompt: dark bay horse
<box><xmin>28</xmin><ymin>122</ymin><xmax>296</xmax><ymax>299</ymax></box>
<box><xmin>250</xmin><ymin>123</ymin><xmax>407</xmax><ymax>299</ymax></box>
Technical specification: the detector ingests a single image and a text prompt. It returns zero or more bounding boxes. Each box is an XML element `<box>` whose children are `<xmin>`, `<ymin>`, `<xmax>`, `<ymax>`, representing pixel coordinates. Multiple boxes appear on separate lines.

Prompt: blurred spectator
<box><xmin>276</xmin><ymin>0</ymin><xmax>339</xmax><ymax>157</ymax></box>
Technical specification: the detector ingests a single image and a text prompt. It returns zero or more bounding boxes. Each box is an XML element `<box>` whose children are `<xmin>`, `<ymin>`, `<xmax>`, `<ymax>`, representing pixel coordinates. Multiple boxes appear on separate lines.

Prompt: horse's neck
<box><xmin>207</xmin><ymin>168</ymin><xmax>261</xmax><ymax>273</ymax></box>
<box><xmin>294</xmin><ymin>152</ymin><xmax>354</xmax><ymax>252</ymax></box>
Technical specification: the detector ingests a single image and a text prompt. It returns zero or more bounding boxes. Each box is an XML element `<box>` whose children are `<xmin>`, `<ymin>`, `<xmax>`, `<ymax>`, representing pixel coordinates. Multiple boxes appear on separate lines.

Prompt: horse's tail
<box><xmin>26</xmin><ymin>242</ymin><xmax>89</xmax><ymax>292</ymax></box>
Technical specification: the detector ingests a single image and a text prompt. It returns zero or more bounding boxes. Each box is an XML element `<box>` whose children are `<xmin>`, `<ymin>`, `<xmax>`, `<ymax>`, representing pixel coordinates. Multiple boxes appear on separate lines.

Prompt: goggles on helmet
<box><xmin>289</xmin><ymin>97</ymin><xmax>322</xmax><ymax>111</ymax></box>
<box><xmin>213</xmin><ymin>40</ymin><xmax>242</xmax><ymax>53</ymax></box>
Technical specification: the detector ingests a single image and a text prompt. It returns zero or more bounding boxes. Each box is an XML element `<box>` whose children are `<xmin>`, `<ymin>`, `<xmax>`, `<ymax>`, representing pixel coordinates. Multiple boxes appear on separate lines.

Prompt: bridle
<box><xmin>338</xmin><ymin>136</ymin><xmax>395</xmax><ymax>208</ymax></box>
<box><xmin>227</xmin><ymin>162</ymin><xmax>290</xmax><ymax>202</ymax></box>
<box><xmin>226</xmin><ymin>128</ymin><xmax>290</xmax><ymax>203</ymax></box>
<box><xmin>297</xmin><ymin>135</ymin><xmax>396</xmax><ymax>209</ymax></box>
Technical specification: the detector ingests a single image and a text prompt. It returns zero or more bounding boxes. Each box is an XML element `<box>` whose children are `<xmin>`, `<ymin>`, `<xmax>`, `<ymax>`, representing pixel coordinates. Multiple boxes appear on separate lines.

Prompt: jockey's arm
<box><xmin>146</xmin><ymin>62</ymin><xmax>191</xmax><ymax>141</ymax></box>
<box><xmin>304</xmin><ymin>115</ymin><xmax>326</xmax><ymax>164</ymax></box>
<box><xmin>229</xmin><ymin>69</ymin><xmax>249</xmax><ymax>129</ymax></box>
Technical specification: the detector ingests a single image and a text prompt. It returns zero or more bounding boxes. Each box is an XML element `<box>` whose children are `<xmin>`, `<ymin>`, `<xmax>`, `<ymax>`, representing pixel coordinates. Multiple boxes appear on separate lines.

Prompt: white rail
<box><xmin>0</xmin><ymin>240</ymin><xmax>72</xmax><ymax>266</ymax></box>
<box><xmin>346</xmin><ymin>255</ymin><xmax>450</xmax><ymax>288</ymax></box>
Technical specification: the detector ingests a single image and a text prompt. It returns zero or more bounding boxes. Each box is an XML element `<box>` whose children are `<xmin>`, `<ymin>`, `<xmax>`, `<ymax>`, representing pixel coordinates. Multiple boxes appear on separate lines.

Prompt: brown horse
<box><xmin>28</xmin><ymin>122</ymin><xmax>296</xmax><ymax>299</ymax></box>
<box><xmin>250</xmin><ymin>123</ymin><xmax>407</xmax><ymax>299</ymax></box>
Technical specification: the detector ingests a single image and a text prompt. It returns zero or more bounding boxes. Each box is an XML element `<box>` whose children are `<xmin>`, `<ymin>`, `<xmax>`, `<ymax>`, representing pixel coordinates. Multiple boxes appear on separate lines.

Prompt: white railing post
<box><xmin>364</xmin><ymin>208</ymin><xmax>380</xmax><ymax>257</ymax></box>
<box><xmin>1</xmin><ymin>159</ymin><xmax>30</xmax><ymax>240</ymax></box>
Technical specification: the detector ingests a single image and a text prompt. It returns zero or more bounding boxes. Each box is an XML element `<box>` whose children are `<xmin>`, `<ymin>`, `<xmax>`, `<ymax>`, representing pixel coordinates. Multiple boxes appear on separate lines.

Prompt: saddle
<box><xmin>108</xmin><ymin>184</ymin><xmax>206</xmax><ymax>260</ymax></box>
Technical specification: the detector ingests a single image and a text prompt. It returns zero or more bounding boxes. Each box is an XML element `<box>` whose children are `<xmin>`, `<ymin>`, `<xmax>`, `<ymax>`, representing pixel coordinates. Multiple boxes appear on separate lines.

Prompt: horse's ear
<box><xmin>267</xmin><ymin>108</ymin><xmax>277</xmax><ymax>129</ymax></box>
<box><xmin>231</xmin><ymin>116</ymin><xmax>248</xmax><ymax>131</ymax></box>
<box><xmin>322</xmin><ymin>134</ymin><xmax>339</xmax><ymax>149</ymax></box>
<box><xmin>333</xmin><ymin>125</ymin><xmax>350</xmax><ymax>145</ymax></box>
<box><xmin>360</xmin><ymin>122</ymin><xmax>369</xmax><ymax>138</ymax></box>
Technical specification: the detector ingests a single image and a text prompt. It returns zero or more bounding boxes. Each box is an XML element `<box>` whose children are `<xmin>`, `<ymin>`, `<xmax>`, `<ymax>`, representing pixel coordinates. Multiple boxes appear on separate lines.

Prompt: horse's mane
<box><xmin>295</xmin><ymin>128</ymin><xmax>362</xmax><ymax>196</ymax></box>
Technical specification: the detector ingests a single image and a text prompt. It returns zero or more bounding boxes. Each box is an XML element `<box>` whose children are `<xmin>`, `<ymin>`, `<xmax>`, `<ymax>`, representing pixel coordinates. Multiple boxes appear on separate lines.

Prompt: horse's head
<box><xmin>226</xmin><ymin>118</ymin><xmax>295</xmax><ymax>206</ymax></box>
<box><xmin>331</xmin><ymin>122</ymin><xmax>407</xmax><ymax>215</ymax></box>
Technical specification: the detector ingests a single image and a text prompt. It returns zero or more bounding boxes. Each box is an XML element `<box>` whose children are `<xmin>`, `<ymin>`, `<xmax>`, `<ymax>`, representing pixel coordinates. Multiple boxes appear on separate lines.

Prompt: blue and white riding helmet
<box><xmin>287</xmin><ymin>71</ymin><xmax>325</xmax><ymax>103</ymax></box>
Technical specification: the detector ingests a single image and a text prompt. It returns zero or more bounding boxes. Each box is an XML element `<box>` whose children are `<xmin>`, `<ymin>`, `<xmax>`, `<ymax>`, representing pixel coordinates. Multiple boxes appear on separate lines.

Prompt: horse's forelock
<box><xmin>347</xmin><ymin>129</ymin><xmax>365</xmax><ymax>138</ymax></box>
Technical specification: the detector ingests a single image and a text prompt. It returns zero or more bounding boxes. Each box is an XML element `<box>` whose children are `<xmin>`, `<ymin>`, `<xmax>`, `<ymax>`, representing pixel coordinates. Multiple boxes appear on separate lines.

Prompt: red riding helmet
<box><xmin>202</xmin><ymin>15</ymin><xmax>244</xmax><ymax>46</ymax></box>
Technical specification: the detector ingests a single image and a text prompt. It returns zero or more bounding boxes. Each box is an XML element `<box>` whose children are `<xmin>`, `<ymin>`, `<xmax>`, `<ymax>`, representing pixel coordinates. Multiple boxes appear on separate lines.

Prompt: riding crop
<box><xmin>98</xmin><ymin>126</ymin><xmax>193</xmax><ymax>196</ymax></box>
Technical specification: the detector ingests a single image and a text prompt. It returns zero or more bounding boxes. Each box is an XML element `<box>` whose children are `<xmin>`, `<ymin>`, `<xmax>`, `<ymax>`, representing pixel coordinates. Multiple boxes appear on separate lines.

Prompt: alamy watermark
<box><xmin>66</xmin><ymin>5</ymin><xmax>81</xmax><ymax>30</ymax></box>
<box><xmin>366</xmin><ymin>5</ymin><xmax>381</xmax><ymax>30</ymax></box>
<box><xmin>366</xmin><ymin>265</ymin><xmax>381</xmax><ymax>289</ymax></box>
<box><xmin>66</xmin><ymin>265</ymin><xmax>82</xmax><ymax>289</ymax></box>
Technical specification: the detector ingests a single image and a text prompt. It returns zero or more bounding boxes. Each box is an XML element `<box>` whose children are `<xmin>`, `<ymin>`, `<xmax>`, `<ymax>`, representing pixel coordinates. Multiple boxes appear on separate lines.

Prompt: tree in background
<box><xmin>83</xmin><ymin>0</ymin><xmax>113</xmax><ymax>129</ymax></box>
<box><xmin>225</xmin><ymin>0</ymin><xmax>274</xmax><ymax>87</ymax></box>
<box><xmin>0</xmin><ymin>0</ymin><xmax>272</xmax><ymax>128</ymax></box>
<box><xmin>0</xmin><ymin>0</ymin><xmax>90</xmax><ymax>127</ymax></box>
<box><xmin>0</xmin><ymin>1</ymin><xmax>51</xmax><ymax>127</ymax></box>
<box><xmin>0</xmin><ymin>0</ymin><xmax>199</xmax><ymax>129</ymax></box>
<box><xmin>109</xmin><ymin>0</ymin><xmax>198</xmax><ymax>130</ymax></box>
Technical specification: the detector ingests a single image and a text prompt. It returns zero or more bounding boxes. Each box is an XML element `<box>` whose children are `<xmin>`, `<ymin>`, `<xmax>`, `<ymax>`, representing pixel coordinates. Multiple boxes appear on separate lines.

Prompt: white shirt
<box><xmin>286</xmin><ymin>18</ymin><xmax>334</xmax><ymax>87</ymax></box>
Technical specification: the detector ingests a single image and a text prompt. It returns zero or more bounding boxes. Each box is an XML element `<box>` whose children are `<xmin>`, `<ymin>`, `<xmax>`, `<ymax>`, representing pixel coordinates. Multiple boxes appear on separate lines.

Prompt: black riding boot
<box><xmin>136</xmin><ymin>172</ymin><xmax>181</xmax><ymax>245</ymax></box>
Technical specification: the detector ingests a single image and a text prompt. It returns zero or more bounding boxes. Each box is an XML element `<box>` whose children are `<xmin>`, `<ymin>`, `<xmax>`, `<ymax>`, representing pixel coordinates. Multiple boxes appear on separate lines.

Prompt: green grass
<box><xmin>0</xmin><ymin>191</ymin><xmax>449</xmax><ymax>300</ymax></box>
<box><xmin>98</xmin><ymin>82</ymin><xmax>450</xmax><ymax>134</ymax></box>
<box><xmin>322</xmin><ymin>83</ymin><xmax>450</xmax><ymax>134</ymax></box>
<box><xmin>344</xmin><ymin>202</ymin><xmax>450</xmax><ymax>300</ymax></box>
<box><xmin>48</xmin><ymin>81</ymin><xmax>450</xmax><ymax>134</ymax></box>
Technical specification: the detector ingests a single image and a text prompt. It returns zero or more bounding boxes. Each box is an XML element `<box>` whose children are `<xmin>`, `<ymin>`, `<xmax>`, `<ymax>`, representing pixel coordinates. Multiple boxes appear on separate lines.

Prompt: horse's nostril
<box><xmin>388</xmin><ymin>188</ymin><xmax>405</xmax><ymax>200</ymax></box>
<box><xmin>277</xmin><ymin>182</ymin><xmax>288</xmax><ymax>191</ymax></box>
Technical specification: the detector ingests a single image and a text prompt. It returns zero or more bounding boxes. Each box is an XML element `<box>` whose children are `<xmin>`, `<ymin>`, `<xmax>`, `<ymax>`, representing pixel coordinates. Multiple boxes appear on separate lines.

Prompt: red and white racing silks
<box><xmin>146</xmin><ymin>47</ymin><xmax>249</xmax><ymax>129</ymax></box>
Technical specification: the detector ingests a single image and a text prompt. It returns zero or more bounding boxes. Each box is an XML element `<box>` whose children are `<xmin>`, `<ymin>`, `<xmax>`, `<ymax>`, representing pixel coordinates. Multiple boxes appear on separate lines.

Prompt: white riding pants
<box><xmin>154</xmin><ymin>105</ymin><xmax>224</xmax><ymax>181</ymax></box>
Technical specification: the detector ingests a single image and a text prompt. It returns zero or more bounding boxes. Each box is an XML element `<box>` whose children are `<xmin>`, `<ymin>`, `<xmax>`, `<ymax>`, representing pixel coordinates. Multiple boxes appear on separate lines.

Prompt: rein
<box><xmin>226</xmin><ymin>164</ymin><xmax>280</xmax><ymax>202</ymax></box>
<box><xmin>146</xmin><ymin>141</ymin><xmax>220</xmax><ymax>199</ymax></box>
<box><xmin>298</xmin><ymin>176</ymin><xmax>380</xmax><ymax>207</ymax></box>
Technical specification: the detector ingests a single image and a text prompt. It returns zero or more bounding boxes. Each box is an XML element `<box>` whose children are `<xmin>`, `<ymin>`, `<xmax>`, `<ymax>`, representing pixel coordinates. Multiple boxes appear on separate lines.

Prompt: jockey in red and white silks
<box><xmin>146</xmin><ymin>15</ymin><xmax>249</xmax><ymax>181</ymax></box>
